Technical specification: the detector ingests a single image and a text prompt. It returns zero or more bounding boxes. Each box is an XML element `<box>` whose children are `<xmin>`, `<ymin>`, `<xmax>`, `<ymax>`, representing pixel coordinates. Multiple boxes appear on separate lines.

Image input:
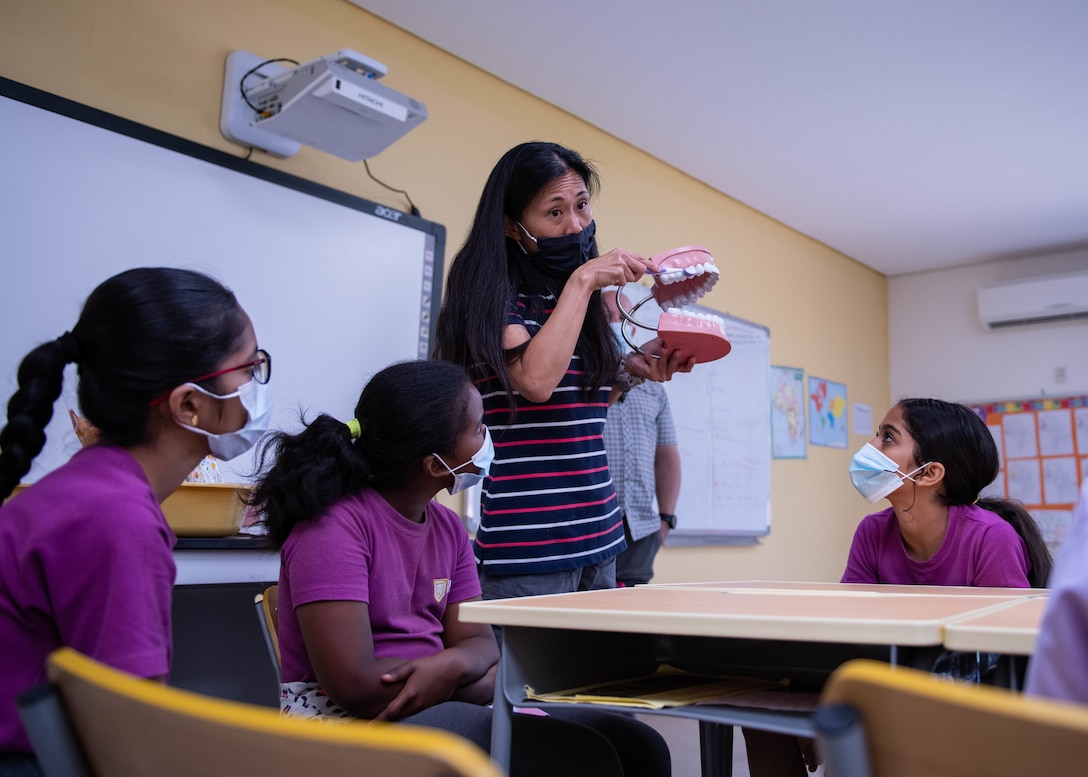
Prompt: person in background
<box><xmin>601</xmin><ymin>289</ymin><xmax>681</xmax><ymax>586</ymax></box>
<box><xmin>1025</xmin><ymin>478</ymin><xmax>1088</xmax><ymax>703</ymax></box>
<box><xmin>248</xmin><ymin>359</ymin><xmax>671</xmax><ymax>777</ymax></box>
<box><xmin>0</xmin><ymin>268</ymin><xmax>269</xmax><ymax>776</ymax></box>
<box><xmin>432</xmin><ymin>140</ymin><xmax>693</xmax><ymax>602</ymax></box>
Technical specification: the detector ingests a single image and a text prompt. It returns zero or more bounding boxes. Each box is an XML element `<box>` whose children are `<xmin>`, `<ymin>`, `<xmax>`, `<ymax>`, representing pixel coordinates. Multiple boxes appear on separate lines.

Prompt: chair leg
<box><xmin>812</xmin><ymin>703</ymin><xmax>874</xmax><ymax>777</ymax></box>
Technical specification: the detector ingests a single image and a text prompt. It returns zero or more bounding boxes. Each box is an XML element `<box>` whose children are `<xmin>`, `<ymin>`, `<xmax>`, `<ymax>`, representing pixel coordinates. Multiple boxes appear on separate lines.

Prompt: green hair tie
<box><xmin>345</xmin><ymin>418</ymin><xmax>362</xmax><ymax>440</ymax></box>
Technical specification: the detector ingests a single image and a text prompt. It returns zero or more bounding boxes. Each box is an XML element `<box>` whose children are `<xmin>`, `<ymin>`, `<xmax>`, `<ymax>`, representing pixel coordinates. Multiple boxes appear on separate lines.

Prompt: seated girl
<box><xmin>746</xmin><ymin>397</ymin><xmax>1054</xmax><ymax>777</ymax></box>
<box><xmin>248</xmin><ymin>359</ymin><xmax>670</xmax><ymax>777</ymax></box>
<box><xmin>843</xmin><ymin>397</ymin><xmax>1051</xmax><ymax>588</ymax></box>
<box><xmin>0</xmin><ymin>267</ymin><xmax>267</xmax><ymax>775</ymax></box>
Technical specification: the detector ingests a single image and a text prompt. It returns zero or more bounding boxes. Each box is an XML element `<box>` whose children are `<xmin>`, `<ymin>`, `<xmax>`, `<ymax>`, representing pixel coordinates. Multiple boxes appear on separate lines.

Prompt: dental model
<box><xmin>618</xmin><ymin>246</ymin><xmax>731</xmax><ymax>364</ymax></box>
<box><xmin>654</xmin><ymin>305</ymin><xmax>732</xmax><ymax>363</ymax></box>
<box><xmin>645</xmin><ymin>245</ymin><xmax>720</xmax><ymax>308</ymax></box>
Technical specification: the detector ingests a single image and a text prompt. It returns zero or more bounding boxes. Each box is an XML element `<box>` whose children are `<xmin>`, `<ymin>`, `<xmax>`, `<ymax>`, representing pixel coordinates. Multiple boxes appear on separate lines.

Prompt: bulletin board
<box><xmin>971</xmin><ymin>395</ymin><xmax>1088</xmax><ymax>551</ymax></box>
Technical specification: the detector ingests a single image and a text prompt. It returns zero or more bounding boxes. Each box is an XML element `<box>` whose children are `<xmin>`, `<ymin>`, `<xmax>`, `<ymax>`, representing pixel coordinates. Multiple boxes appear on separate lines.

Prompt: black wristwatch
<box><xmin>659</xmin><ymin>512</ymin><xmax>677</xmax><ymax>530</ymax></box>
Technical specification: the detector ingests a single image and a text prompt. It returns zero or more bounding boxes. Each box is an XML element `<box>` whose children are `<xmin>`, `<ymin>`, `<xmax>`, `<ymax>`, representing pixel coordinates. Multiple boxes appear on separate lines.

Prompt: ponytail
<box><xmin>250</xmin><ymin>414</ymin><xmax>371</xmax><ymax>550</ymax></box>
<box><xmin>0</xmin><ymin>336</ymin><xmax>77</xmax><ymax>499</ymax></box>
<box><xmin>250</xmin><ymin>360</ymin><xmax>474</xmax><ymax>550</ymax></box>
<box><xmin>978</xmin><ymin>497</ymin><xmax>1054</xmax><ymax>588</ymax></box>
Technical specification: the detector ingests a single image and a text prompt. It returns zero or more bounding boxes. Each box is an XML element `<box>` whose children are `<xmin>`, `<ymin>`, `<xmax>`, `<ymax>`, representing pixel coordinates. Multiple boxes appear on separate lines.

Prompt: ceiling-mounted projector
<box><xmin>220</xmin><ymin>49</ymin><xmax>428</xmax><ymax>161</ymax></box>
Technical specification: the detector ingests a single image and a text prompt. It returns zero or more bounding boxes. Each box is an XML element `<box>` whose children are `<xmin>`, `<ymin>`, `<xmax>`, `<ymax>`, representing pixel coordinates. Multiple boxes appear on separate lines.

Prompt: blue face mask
<box><xmin>436</xmin><ymin>427</ymin><xmax>495</xmax><ymax>495</ymax></box>
<box><xmin>849</xmin><ymin>443</ymin><xmax>929</xmax><ymax>504</ymax></box>
<box><xmin>611</xmin><ymin>321</ymin><xmax>634</xmax><ymax>352</ymax></box>
<box><xmin>517</xmin><ymin>220</ymin><xmax>597</xmax><ymax>277</ymax></box>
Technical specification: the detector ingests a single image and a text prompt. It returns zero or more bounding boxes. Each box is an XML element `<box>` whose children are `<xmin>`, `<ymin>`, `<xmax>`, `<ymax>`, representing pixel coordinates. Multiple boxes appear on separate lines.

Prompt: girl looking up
<box><xmin>746</xmin><ymin>398</ymin><xmax>1055</xmax><ymax>777</ymax></box>
<box><xmin>843</xmin><ymin>397</ymin><xmax>1052</xmax><ymax>587</ymax></box>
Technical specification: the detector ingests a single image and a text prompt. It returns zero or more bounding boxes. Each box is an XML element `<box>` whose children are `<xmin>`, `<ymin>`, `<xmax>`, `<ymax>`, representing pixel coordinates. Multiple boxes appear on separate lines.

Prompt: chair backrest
<box><xmin>814</xmin><ymin>659</ymin><xmax>1088</xmax><ymax>777</ymax></box>
<box><xmin>21</xmin><ymin>647</ymin><xmax>506</xmax><ymax>777</ymax></box>
<box><xmin>255</xmin><ymin>584</ymin><xmax>281</xmax><ymax>674</ymax></box>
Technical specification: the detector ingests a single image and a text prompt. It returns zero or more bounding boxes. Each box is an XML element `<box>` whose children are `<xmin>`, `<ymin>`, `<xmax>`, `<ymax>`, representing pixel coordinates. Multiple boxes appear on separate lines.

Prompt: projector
<box><xmin>220</xmin><ymin>49</ymin><xmax>428</xmax><ymax>161</ymax></box>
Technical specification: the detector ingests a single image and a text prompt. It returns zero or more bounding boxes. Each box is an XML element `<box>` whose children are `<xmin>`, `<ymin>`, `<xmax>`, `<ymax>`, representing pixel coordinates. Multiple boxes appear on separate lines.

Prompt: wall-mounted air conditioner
<box><xmin>977</xmin><ymin>270</ymin><xmax>1088</xmax><ymax>329</ymax></box>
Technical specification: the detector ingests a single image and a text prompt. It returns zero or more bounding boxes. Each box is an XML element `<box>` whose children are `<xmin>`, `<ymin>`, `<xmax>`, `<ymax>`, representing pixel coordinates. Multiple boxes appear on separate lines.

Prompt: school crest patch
<box><xmin>433</xmin><ymin>578</ymin><xmax>450</xmax><ymax>602</ymax></box>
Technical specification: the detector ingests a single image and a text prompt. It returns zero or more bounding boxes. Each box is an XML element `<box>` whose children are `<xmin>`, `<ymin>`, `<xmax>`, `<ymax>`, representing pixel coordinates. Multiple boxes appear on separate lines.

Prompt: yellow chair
<box><xmin>255</xmin><ymin>583</ymin><xmax>281</xmax><ymax>674</ymax></box>
<box><xmin>18</xmin><ymin>647</ymin><xmax>507</xmax><ymax>777</ymax></box>
<box><xmin>813</xmin><ymin>659</ymin><xmax>1088</xmax><ymax>777</ymax></box>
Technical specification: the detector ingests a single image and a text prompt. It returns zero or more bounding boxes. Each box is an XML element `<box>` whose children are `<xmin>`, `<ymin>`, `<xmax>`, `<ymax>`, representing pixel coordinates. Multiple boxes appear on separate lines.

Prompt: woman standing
<box><xmin>433</xmin><ymin>141</ymin><xmax>692</xmax><ymax>601</ymax></box>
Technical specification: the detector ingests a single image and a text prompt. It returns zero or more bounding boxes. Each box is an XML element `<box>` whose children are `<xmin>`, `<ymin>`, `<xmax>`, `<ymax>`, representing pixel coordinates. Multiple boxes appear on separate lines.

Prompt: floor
<box><xmin>637</xmin><ymin>717</ymin><xmax>826</xmax><ymax>777</ymax></box>
<box><xmin>637</xmin><ymin>716</ymin><xmax>746</xmax><ymax>777</ymax></box>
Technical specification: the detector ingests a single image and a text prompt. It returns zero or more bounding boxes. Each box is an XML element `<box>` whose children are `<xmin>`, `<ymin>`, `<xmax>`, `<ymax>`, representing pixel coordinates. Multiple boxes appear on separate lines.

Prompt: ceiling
<box><xmin>349</xmin><ymin>1</ymin><xmax>1088</xmax><ymax>277</ymax></box>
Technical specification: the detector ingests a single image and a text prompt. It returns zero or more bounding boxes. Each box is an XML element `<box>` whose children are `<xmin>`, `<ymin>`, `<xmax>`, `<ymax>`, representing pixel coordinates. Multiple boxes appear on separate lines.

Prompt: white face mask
<box><xmin>849</xmin><ymin>442</ymin><xmax>929</xmax><ymax>504</ymax></box>
<box><xmin>435</xmin><ymin>427</ymin><xmax>494</xmax><ymax>495</ymax></box>
<box><xmin>177</xmin><ymin>378</ymin><xmax>273</xmax><ymax>460</ymax></box>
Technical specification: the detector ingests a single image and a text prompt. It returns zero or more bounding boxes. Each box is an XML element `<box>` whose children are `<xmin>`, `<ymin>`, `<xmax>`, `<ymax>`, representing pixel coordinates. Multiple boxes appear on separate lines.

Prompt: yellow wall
<box><xmin>1</xmin><ymin>0</ymin><xmax>890</xmax><ymax>582</ymax></box>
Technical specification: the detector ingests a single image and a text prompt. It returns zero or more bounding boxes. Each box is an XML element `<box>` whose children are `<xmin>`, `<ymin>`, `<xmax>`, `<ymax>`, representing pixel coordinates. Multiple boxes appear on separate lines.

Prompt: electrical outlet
<box><xmin>1055</xmin><ymin>366</ymin><xmax>1067</xmax><ymax>384</ymax></box>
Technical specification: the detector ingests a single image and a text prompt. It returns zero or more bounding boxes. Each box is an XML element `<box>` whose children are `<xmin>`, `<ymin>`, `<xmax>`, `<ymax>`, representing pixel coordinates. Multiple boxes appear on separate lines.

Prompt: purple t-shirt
<box><xmin>1025</xmin><ymin>480</ymin><xmax>1088</xmax><ymax>703</ymax></box>
<box><xmin>841</xmin><ymin>503</ymin><xmax>1031</xmax><ymax>587</ymax></box>
<box><xmin>278</xmin><ymin>489</ymin><xmax>481</xmax><ymax>683</ymax></box>
<box><xmin>0</xmin><ymin>446</ymin><xmax>176</xmax><ymax>753</ymax></box>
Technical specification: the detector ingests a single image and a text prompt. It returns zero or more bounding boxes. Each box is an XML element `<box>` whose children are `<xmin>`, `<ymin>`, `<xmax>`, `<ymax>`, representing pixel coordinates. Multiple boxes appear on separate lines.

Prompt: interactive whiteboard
<box><xmin>0</xmin><ymin>78</ymin><xmax>444</xmax><ymax>484</ymax></box>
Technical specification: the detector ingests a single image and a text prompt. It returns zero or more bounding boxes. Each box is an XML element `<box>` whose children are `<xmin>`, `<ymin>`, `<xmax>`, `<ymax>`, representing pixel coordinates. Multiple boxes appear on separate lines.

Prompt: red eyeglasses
<box><xmin>149</xmin><ymin>349</ymin><xmax>270</xmax><ymax>406</ymax></box>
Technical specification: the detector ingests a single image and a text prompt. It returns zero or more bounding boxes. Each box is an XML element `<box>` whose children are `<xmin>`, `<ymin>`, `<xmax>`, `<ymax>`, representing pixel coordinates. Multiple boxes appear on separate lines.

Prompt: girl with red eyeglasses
<box><xmin>0</xmin><ymin>267</ymin><xmax>268</xmax><ymax>775</ymax></box>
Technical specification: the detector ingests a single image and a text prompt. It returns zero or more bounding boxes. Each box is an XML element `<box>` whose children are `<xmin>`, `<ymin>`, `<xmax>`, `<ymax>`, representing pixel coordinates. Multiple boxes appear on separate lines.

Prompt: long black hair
<box><xmin>0</xmin><ymin>267</ymin><xmax>247</xmax><ymax>499</ymax></box>
<box><xmin>898</xmin><ymin>398</ymin><xmax>1054</xmax><ymax>587</ymax></box>
<box><xmin>250</xmin><ymin>360</ymin><xmax>474</xmax><ymax>550</ymax></box>
<box><xmin>433</xmin><ymin>141</ymin><xmax>619</xmax><ymax>403</ymax></box>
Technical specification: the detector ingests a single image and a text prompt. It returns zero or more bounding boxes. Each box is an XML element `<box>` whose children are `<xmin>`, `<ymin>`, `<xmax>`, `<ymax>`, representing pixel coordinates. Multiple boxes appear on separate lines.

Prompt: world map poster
<box><xmin>770</xmin><ymin>366</ymin><xmax>806</xmax><ymax>458</ymax></box>
<box><xmin>808</xmin><ymin>376</ymin><xmax>848</xmax><ymax>449</ymax></box>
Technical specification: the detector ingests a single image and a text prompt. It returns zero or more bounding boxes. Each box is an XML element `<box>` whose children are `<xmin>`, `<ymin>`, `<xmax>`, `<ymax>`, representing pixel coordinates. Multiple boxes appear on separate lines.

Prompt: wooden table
<box><xmin>649</xmin><ymin>579</ymin><xmax>1038</xmax><ymax>597</ymax></box>
<box><xmin>459</xmin><ymin>583</ymin><xmax>1044</xmax><ymax>774</ymax></box>
<box><xmin>942</xmin><ymin>595</ymin><xmax>1048</xmax><ymax>655</ymax></box>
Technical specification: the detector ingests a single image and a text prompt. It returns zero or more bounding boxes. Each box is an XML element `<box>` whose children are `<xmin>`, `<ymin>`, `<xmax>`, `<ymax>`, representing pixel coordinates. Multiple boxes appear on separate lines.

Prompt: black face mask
<box><xmin>518</xmin><ymin>220</ymin><xmax>597</xmax><ymax>278</ymax></box>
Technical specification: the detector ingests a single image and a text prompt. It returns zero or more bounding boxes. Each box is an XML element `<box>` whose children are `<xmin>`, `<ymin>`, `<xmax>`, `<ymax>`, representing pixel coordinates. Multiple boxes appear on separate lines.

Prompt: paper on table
<box><xmin>523</xmin><ymin>666</ymin><xmax>786</xmax><ymax>710</ymax></box>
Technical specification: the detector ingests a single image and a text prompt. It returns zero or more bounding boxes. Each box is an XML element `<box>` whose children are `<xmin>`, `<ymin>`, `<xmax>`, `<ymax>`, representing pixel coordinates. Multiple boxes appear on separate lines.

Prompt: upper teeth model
<box><xmin>617</xmin><ymin>246</ymin><xmax>732</xmax><ymax>364</ymax></box>
<box><xmin>646</xmin><ymin>246</ymin><xmax>721</xmax><ymax>308</ymax></box>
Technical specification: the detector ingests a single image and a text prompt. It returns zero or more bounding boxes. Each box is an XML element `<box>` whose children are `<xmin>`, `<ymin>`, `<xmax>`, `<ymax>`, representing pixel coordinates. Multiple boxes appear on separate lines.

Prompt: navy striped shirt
<box><xmin>472</xmin><ymin>291</ymin><xmax>625</xmax><ymax>575</ymax></box>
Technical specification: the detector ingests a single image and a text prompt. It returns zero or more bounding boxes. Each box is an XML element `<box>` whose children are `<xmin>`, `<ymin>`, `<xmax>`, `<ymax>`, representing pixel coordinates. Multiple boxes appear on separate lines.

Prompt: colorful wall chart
<box><xmin>971</xmin><ymin>395</ymin><xmax>1088</xmax><ymax>552</ymax></box>
<box><xmin>771</xmin><ymin>366</ymin><xmax>806</xmax><ymax>458</ymax></box>
<box><xmin>808</xmin><ymin>377</ymin><xmax>848</xmax><ymax>449</ymax></box>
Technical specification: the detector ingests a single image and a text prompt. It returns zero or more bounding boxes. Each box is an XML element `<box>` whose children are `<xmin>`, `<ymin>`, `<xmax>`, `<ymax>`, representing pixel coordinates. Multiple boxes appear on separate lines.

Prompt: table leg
<box><xmin>991</xmin><ymin>654</ymin><xmax>1025</xmax><ymax>691</ymax></box>
<box><xmin>699</xmin><ymin>720</ymin><xmax>734</xmax><ymax>777</ymax></box>
<box><xmin>490</xmin><ymin>657</ymin><xmax>513</xmax><ymax>772</ymax></box>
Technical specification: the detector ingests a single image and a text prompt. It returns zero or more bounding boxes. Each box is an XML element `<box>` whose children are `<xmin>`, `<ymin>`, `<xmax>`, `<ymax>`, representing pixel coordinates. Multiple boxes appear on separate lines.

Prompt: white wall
<box><xmin>889</xmin><ymin>247</ymin><xmax>1088</xmax><ymax>404</ymax></box>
